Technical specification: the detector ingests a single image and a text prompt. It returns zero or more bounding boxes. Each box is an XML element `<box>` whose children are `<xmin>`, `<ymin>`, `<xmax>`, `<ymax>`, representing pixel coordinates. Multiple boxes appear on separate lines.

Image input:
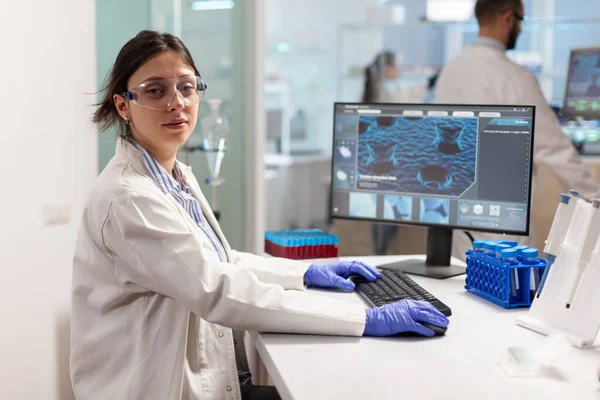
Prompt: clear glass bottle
<box><xmin>201</xmin><ymin>98</ymin><xmax>229</xmax><ymax>180</ymax></box>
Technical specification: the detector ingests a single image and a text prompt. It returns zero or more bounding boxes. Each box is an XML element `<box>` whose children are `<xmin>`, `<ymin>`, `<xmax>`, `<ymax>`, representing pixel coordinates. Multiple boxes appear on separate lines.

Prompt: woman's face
<box><xmin>384</xmin><ymin>64</ymin><xmax>398</xmax><ymax>81</ymax></box>
<box><xmin>115</xmin><ymin>50</ymin><xmax>199</xmax><ymax>158</ymax></box>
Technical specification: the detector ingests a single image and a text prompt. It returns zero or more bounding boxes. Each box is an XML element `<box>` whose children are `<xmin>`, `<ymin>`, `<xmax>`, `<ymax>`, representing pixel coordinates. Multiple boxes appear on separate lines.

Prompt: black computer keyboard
<box><xmin>352</xmin><ymin>269</ymin><xmax>452</xmax><ymax>317</ymax></box>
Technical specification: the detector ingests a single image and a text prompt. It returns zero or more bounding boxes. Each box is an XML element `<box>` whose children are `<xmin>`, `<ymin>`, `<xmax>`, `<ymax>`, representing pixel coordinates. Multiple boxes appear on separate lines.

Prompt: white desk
<box><xmin>250</xmin><ymin>255</ymin><xmax>600</xmax><ymax>400</ymax></box>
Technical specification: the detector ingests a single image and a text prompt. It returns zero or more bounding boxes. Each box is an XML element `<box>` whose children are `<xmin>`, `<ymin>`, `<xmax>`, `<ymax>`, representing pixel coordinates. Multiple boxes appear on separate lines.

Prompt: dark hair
<box><xmin>93</xmin><ymin>30</ymin><xmax>200</xmax><ymax>137</ymax></box>
<box><xmin>361</xmin><ymin>51</ymin><xmax>396</xmax><ymax>103</ymax></box>
<box><xmin>428</xmin><ymin>72</ymin><xmax>439</xmax><ymax>91</ymax></box>
<box><xmin>475</xmin><ymin>0</ymin><xmax>522</xmax><ymax>25</ymax></box>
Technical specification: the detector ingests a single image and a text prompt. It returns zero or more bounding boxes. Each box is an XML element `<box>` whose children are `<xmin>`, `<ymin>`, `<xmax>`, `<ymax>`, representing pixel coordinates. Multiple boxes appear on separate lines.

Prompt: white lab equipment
<box><xmin>183</xmin><ymin>98</ymin><xmax>228</xmax><ymax>218</ymax></box>
<box><xmin>517</xmin><ymin>192</ymin><xmax>600</xmax><ymax>348</ymax></box>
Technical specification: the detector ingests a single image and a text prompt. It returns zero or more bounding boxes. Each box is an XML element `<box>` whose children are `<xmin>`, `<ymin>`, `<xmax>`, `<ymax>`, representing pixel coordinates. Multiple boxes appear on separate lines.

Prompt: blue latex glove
<box><xmin>363</xmin><ymin>300</ymin><xmax>450</xmax><ymax>337</ymax></box>
<box><xmin>303</xmin><ymin>261</ymin><xmax>381</xmax><ymax>291</ymax></box>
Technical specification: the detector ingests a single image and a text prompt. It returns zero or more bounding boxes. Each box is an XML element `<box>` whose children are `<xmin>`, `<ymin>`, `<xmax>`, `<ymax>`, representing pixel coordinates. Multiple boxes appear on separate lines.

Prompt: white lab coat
<box><xmin>70</xmin><ymin>139</ymin><xmax>366</xmax><ymax>400</ymax></box>
<box><xmin>435</xmin><ymin>41</ymin><xmax>600</xmax><ymax>260</ymax></box>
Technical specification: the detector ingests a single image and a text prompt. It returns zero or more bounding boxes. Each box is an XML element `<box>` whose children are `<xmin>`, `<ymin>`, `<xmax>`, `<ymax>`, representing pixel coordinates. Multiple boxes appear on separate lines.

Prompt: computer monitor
<box><xmin>330</xmin><ymin>103</ymin><xmax>536</xmax><ymax>279</ymax></box>
<box><xmin>563</xmin><ymin>46</ymin><xmax>600</xmax><ymax>119</ymax></box>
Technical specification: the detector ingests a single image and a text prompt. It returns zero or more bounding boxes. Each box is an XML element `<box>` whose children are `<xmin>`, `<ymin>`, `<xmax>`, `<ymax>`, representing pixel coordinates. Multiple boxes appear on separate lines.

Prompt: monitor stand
<box><xmin>377</xmin><ymin>227</ymin><xmax>466</xmax><ymax>279</ymax></box>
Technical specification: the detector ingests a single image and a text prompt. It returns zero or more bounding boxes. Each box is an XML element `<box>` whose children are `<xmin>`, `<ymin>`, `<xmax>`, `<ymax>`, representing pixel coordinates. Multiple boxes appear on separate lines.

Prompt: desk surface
<box><xmin>252</xmin><ymin>255</ymin><xmax>600</xmax><ymax>400</ymax></box>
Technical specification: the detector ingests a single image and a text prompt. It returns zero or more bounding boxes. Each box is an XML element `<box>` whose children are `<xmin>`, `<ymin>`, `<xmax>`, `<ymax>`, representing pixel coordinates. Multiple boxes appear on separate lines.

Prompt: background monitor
<box><xmin>330</xmin><ymin>103</ymin><xmax>536</xmax><ymax>279</ymax></box>
<box><xmin>563</xmin><ymin>46</ymin><xmax>600</xmax><ymax>119</ymax></box>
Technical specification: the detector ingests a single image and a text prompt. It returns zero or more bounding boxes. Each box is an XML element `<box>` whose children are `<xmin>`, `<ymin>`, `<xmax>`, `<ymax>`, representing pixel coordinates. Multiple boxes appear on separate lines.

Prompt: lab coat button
<box><xmin>226</xmin><ymin>385</ymin><xmax>232</xmax><ymax>391</ymax></box>
<box><xmin>218</xmin><ymin>331</ymin><xmax>224</xmax><ymax>337</ymax></box>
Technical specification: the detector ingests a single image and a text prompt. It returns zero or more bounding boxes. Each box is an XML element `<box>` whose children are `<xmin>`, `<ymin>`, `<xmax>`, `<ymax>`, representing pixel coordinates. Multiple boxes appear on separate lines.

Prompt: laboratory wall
<box><xmin>0</xmin><ymin>1</ymin><xmax>97</xmax><ymax>399</ymax></box>
<box><xmin>96</xmin><ymin>0</ymin><xmax>150</xmax><ymax>172</ymax></box>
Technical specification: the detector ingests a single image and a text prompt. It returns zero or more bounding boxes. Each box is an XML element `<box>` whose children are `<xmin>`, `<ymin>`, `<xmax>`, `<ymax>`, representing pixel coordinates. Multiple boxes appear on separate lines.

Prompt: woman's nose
<box><xmin>167</xmin><ymin>90</ymin><xmax>186</xmax><ymax>111</ymax></box>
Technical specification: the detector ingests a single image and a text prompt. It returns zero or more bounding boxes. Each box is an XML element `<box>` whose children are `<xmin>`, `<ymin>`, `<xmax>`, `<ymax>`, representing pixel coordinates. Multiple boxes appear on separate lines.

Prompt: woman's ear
<box><xmin>113</xmin><ymin>94</ymin><xmax>130</xmax><ymax>120</ymax></box>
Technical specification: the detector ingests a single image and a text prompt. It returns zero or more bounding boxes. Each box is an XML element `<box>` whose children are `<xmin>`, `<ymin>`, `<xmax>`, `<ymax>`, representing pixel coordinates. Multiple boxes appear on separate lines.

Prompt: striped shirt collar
<box><xmin>121</xmin><ymin>137</ymin><xmax>229</xmax><ymax>262</ymax></box>
<box><xmin>126</xmin><ymin>137</ymin><xmax>187</xmax><ymax>194</ymax></box>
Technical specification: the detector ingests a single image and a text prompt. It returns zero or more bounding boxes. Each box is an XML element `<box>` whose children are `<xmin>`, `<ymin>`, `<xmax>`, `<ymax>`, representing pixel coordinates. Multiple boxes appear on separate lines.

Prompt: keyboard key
<box><xmin>353</xmin><ymin>270</ymin><xmax>452</xmax><ymax>317</ymax></box>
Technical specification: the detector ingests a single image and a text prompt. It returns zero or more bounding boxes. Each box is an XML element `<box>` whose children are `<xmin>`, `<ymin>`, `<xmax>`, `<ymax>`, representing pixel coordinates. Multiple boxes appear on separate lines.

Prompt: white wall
<box><xmin>0</xmin><ymin>1</ymin><xmax>96</xmax><ymax>399</ymax></box>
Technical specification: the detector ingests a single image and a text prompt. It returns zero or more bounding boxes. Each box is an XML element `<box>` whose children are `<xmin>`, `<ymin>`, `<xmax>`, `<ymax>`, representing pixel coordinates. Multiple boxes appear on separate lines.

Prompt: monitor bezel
<box><xmin>562</xmin><ymin>46</ymin><xmax>600</xmax><ymax>120</ymax></box>
<box><xmin>329</xmin><ymin>102</ymin><xmax>536</xmax><ymax>237</ymax></box>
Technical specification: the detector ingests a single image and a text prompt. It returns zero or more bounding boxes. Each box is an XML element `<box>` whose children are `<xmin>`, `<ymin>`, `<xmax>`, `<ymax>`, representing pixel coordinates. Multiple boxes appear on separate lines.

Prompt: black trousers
<box><xmin>240</xmin><ymin>384</ymin><xmax>281</xmax><ymax>400</ymax></box>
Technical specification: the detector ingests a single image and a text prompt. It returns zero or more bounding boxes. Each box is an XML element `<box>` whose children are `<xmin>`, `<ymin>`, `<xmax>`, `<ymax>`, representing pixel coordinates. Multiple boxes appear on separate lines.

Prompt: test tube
<box><xmin>521</xmin><ymin>248</ymin><xmax>539</xmax><ymax>265</ymax></box>
<box><xmin>495</xmin><ymin>244</ymin><xmax>511</xmax><ymax>258</ymax></box>
<box><xmin>522</xmin><ymin>248</ymin><xmax>540</xmax><ymax>299</ymax></box>
<box><xmin>473</xmin><ymin>240</ymin><xmax>486</xmax><ymax>253</ymax></box>
<box><xmin>483</xmin><ymin>241</ymin><xmax>498</xmax><ymax>257</ymax></box>
<box><xmin>501</xmin><ymin>248</ymin><xmax>519</xmax><ymax>298</ymax></box>
<box><xmin>514</xmin><ymin>245</ymin><xmax>530</xmax><ymax>262</ymax></box>
<box><xmin>500</xmin><ymin>248</ymin><xmax>519</xmax><ymax>265</ymax></box>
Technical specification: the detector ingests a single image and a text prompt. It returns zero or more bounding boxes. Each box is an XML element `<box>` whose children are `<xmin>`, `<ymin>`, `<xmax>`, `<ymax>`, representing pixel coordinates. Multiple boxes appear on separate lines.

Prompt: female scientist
<box><xmin>70</xmin><ymin>31</ymin><xmax>448</xmax><ymax>400</ymax></box>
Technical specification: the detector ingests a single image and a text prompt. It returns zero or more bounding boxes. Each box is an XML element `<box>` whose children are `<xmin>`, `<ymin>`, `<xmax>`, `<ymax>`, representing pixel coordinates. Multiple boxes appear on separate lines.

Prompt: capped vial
<box><xmin>495</xmin><ymin>244</ymin><xmax>511</xmax><ymax>258</ymax></box>
<box><xmin>521</xmin><ymin>248</ymin><xmax>539</xmax><ymax>265</ymax></box>
<box><xmin>500</xmin><ymin>248</ymin><xmax>518</xmax><ymax>265</ymax></box>
<box><xmin>514</xmin><ymin>245</ymin><xmax>529</xmax><ymax>261</ymax></box>
<box><xmin>473</xmin><ymin>240</ymin><xmax>486</xmax><ymax>252</ymax></box>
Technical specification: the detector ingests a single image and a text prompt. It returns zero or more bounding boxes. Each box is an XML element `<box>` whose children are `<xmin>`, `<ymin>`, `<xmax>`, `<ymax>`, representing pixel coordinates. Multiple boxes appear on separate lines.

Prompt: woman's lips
<box><xmin>163</xmin><ymin>121</ymin><xmax>187</xmax><ymax>130</ymax></box>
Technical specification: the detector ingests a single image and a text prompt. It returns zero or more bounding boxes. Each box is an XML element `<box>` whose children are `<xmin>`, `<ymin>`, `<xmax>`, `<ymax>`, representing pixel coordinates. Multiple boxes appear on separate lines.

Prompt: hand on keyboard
<box><xmin>363</xmin><ymin>299</ymin><xmax>450</xmax><ymax>337</ymax></box>
<box><xmin>304</xmin><ymin>261</ymin><xmax>381</xmax><ymax>291</ymax></box>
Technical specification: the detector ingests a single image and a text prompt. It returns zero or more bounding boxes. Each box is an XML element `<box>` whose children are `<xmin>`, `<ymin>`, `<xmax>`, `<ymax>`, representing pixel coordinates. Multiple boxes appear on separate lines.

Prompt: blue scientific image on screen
<box><xmin>420</xmin><ymin>198</ymin><xmax>449</xmax><ymax>224</ymax></box>
<box><xmin>349</xmin><ymin>192</ymin><xmax>377</xmax><ymax>218</ymax></box>
<box><xmin>335</xmin><ymin>114</ymin><xmax>359</xmax><ymax>140</ymax></box>
<box><xmin>357</xmin><ymin>116</ymin><xmax>477</xmax><ymax>197</ymax></box>
<box><xmin>567</xmin><ymin>54</ymin><xmax>600</xmax><ymax>98</ymax></box>
<box><xmin>333</xmin><ymin>165</ymin><xmax>355</xmax><ymax>190</ymax></box>
<box><xmin>383</xmin><ymin>195</ymin><xmax>412</xmax><ymax>221</ymax></box>
<box><xmin>334</xmin><ymin>140</ymin><xmax>356</xmax><ymax>164</ymax></box>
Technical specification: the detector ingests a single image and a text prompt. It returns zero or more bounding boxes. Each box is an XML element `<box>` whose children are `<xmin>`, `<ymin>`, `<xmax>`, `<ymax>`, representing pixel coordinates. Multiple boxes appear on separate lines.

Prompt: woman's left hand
<box><xmin>303</xmin><ymin>261</ymin><xmax>381</xmax><ymax>291</ymax></box>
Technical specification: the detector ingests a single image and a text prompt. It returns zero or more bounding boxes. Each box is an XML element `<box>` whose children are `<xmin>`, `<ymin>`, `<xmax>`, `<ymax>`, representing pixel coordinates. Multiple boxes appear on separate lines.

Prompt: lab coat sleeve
<box><xmin>519</xmin><ymin>72</ymin><xmax>600</xmax><ymax>200</ymax></box>
<box><xmin>102</xmin><ymin>191</ymin><xmax>366</xmax><ymax>336</ymax></box>
<box><xmin>229</xmin><ymin>250</ymin><xmax>309</xmax><ymax>291</ymax></box>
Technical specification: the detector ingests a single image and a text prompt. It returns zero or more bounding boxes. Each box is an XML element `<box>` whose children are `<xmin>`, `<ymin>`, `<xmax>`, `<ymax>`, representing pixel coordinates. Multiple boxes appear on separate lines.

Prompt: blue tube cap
<box><xmin>514</xmin><ymin>245</ymin><xmax>529</xmax><ymax>255</ymax></box>
<box><xmin>559</xmin><ymin>193</ymin><xmax>571</xmax><ymax>204</ymax></box>
<box><xmin>483</xmin><ymin>241</ymin><xmax>497</xmax><ymax>250</ymax></box>
<box><xmin>522</xmin><ymin>248</ymin><xmax>539</xmax><ymax>259</ymax></box>
<box><xmin>500</xmin><ymin>248</ymin><xmax>518</xmax><ymax>259</ymax></box>
<box><xmin>569</xmin><ymin>189</ymin><xmax>579</xmax><ymax>197</ymax></box>
<box><xmin>473</xmin><ymin>240</ymin><xmax>486</xmax><ymax>249</ymax></box>
<box><xmin>495</xmin><ymin>244</ymin><xmax>511</xmax><ymax>252</ymax></box>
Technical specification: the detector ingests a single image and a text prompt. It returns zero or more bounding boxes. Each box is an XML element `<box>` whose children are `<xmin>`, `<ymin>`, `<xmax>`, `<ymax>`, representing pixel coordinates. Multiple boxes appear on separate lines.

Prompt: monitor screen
<box><xmin>563</xmin><ymin>47</ymin><xmax>600</xmax><ymax>118</ymax></box>
<box><xmin>330</xmin><ymin>103</ymin><xmax>536</xmax><ymax>236</ymax></box>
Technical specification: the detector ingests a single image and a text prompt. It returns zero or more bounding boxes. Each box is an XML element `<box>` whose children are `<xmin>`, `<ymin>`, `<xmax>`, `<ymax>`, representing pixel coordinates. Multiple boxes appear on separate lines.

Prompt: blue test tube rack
<box><xmin>264</xmin><ymin>229</ymin><xmax>339</xmax><ymax>260</ymax></box>
<box><xmin>464</xmin><ymin>249</ymin><xmax>547</xmax><ymax>309</ymax></box>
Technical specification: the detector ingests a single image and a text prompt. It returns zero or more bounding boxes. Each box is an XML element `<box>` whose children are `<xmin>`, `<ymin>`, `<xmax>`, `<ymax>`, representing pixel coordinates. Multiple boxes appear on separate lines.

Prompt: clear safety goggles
<box><xmin>122</xmin><ymin>76</ymin><xmax>207</xmax><ymax>111</ymax></box>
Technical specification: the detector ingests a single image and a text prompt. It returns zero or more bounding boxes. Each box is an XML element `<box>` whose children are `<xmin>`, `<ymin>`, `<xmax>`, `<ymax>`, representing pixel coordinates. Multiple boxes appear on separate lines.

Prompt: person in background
<box><xmin>362</xmin><ymin>51</ymin><xmax>428</xmax><ymax>104</ymax></box>
<box><xmin>435</xmin><ymin>0</ymin><xmax>600</xmax><ymax>260</ymax></box>
<box><xmin>70</xmin><ymin>31</ymin><xmax>449</xmax><ymax>400</ymax></box>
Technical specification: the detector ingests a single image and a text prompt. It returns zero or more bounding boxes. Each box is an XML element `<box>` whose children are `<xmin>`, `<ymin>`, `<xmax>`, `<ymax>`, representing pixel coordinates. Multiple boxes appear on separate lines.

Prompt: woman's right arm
<box><xmin>102</xmin><ymin>191</ymin><xmax>366</xmax><ymax>336</ymax></box>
